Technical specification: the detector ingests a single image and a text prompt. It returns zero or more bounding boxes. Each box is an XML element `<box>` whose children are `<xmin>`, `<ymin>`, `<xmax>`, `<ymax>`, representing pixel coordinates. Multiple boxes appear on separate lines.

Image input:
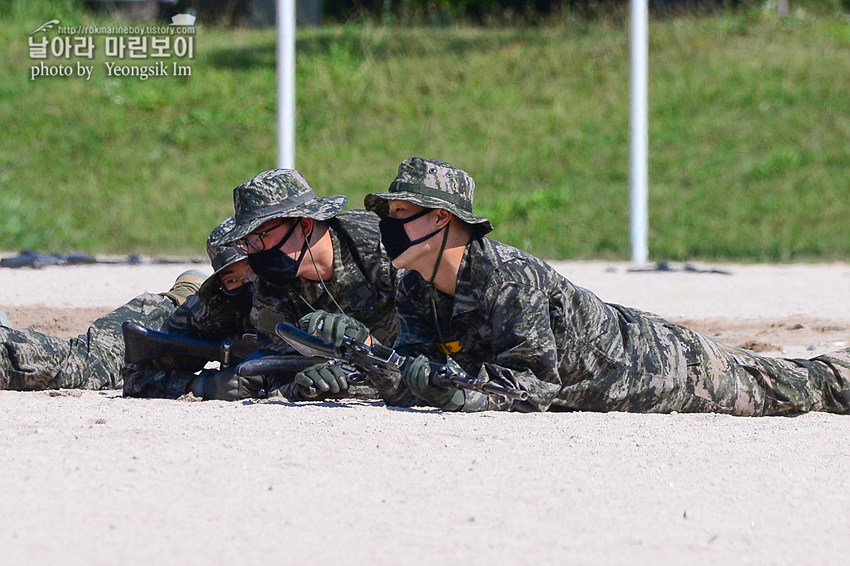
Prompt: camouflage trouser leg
<box><xmin>1</xmin><ymin>326</ymin><xmax>71</xmax><ymax>391</ymax></box>
<box><xmin>585</xmin><ymin>310</ymin><xmax>850</xmax><ymax>416</ymax></box>
<box><xmin>789</xmin><ymin>348</ymin><xmax>850</xmax><ymax>414</ymax></box>
<box><xmin>0</xmin><ymin>293</ymin><xmax>176</xmax><ymax>391</ymax></box>
<box><xmin>659</xmin><ymin>335</ymin><xmax>850</xmax><ymax>416</ymax></box>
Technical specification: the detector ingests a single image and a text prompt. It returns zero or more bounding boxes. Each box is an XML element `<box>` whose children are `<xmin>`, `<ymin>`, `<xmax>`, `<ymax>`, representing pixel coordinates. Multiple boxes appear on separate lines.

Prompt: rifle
<box><xmin>274</xmin><ymin>322</ymin><xmax>529</xmax><ymax>402</ymax></box>
<box><xmin>1</xmin><ymin>249</ymin><xmax>206</xmax><ymax>269</ymax></box>
<box><xmin>121</xmin><ymin>321</ymin><xmax>321</xmax><ymax>377</ymax></box>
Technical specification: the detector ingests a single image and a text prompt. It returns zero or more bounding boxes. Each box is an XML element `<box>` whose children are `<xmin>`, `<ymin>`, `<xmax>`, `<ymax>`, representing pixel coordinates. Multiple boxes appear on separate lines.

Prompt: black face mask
<box><xmin>247</xmin><ymin>222</ymin><xmax>308</xmax><ymax>286</ymax></box>
<box><xmin>379</xmin><ymin>208</ymin><xmax>444</xmax><ymax>260</ymax></box>
<box><xmin>220</xmin><ymin>279</ymin><xmax>255</xmax><ymax>297</ymax></box>
<box><xmin>224</xmin><ymin>281</ymin><xmax>256</xmax><ymax>315</ymax></box>
<box><xmin>220</xmin><ymin>277</ymin><xmax>254</xmax><ymax>297</ymax></box>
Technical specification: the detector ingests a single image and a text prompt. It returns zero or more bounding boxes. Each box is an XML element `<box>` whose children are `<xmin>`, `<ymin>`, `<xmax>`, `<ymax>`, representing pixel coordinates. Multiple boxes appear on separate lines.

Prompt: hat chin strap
<box><xmin>302</xmin><ymin>221</ymin><xmax>346</xmax><ymax>316</ymax></box>
<box><xmin>428</xmin><ymin>222</ymin><xmax>450</xmax><ymax>285</ymax></box>
<box><xmin>427</xmin><ymin>223</ymin><xmax>451</xmax><ymax>348</ymax></box>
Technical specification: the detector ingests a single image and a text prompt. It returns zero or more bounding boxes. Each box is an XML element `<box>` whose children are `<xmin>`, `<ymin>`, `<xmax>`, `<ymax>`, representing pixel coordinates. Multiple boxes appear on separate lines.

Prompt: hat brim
<box><xmin>198</xmin><ymin>272</ymin><xmax>221</xmax><ymax>297</ymax></box>
<box><xmin>211</xmin><ymin>252</ymin><xmax>247</xmax><ymax>277</ymax></box>
<box><xmin>214</xmin><ymin>195</ymin><xmax>347</xmax><ymax>246</ymax></box>
<box><xmin>365</xmin><ymin>191</ymin><xmax>493</xmax><ymax>235</ymax></box>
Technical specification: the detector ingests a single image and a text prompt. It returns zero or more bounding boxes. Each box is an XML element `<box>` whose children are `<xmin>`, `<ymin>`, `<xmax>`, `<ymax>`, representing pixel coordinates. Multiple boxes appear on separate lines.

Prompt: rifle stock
<box><xmin>123</xmin><ymin>321</ymin><xmax>330</xmax><ymax>380</ymax></box>
<box><xmin>122</xmin><ymin>321</ymin><xmax>231</xmax><ymax>366</ymax></box>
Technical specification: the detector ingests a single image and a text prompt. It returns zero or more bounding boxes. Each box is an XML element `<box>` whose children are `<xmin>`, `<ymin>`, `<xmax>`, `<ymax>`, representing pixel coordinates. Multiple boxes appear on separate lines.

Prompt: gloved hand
<box><xmin>192</xmin><ymin>368</ymin><xmax>264</xmax><ymax>401</ymax></box>
<box><xmin>299</xmin><ymin>310</ymin><xmax>370</xmax><ymax>348</ymax></box>
<box><xmin>402</xmin><ymin>354</ymin><xmax>465</xmax><ymax>410</ymax></box>
<box><xmin>294</xmin><ymin>361</ymin><xmax>349</xmax><ymax>399</ymax></box>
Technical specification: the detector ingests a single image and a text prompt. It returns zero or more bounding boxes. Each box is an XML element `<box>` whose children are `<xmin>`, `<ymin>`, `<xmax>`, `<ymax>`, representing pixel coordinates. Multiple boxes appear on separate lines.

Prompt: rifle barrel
<box><xmin>430</xmin><ymin>366</ymin><xmax>529</xmax><ymax>401</ymax></box>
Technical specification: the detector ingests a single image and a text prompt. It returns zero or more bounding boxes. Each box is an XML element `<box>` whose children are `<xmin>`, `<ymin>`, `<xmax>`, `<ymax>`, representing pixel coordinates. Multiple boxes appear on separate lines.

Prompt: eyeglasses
<box><xmin>219</xmin><ymin>271</ymin><xmax>256</xmax><ymax>293</ymax></box>
<box><xmin>218</xmin><ymin>268</ymin><xmax>257</xmax><ymax>295</ymax></box>
<box><xmin>239</xmin><ymin>219</ymin><xmax>290</xmax><ymax>253</ymax></box>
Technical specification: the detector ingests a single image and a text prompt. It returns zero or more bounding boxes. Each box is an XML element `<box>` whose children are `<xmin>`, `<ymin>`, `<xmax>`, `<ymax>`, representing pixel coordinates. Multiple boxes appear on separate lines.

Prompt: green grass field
<box><xmin>1</xmin><ymin>2</ymin><xmax>849</xmax><ymax>261</ymax></box>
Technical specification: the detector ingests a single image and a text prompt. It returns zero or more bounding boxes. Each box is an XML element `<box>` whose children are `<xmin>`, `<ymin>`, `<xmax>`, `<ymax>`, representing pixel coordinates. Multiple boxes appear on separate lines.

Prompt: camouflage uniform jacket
<box><xmin>163</xmin><ymin>281</ymin><xmax>254</xmax><ymax>341</ymax></box>
<box><xmin>391</xmin><ymin>237</ymin><xmax>850</xmax><ymax>415</ymax></box>
<box><xmin>121</xmin><ymin>280</ymin><xmax>254</xmax><ymax>398</ymax></box>
<box><xmin>250</xmin><ymin>210</ymin><xmax>400</xmax><ymax>401</ymax></box>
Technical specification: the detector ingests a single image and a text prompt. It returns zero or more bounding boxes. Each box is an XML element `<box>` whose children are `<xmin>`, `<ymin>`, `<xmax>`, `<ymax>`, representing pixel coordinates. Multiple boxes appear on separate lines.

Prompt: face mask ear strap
<box><xmin>406</xmin><ymin>210</ymin><xmax>446</xmax><ymax>248</ymax></box>
<box><xmin>271</xmin><ymin>219</ymin><xmax>300</xmax><ymax>251</ymax></box>
<box><xmin>400</xmin><ymin>207</ymin><xmax>433</xmax><ymax>224</ymax></box>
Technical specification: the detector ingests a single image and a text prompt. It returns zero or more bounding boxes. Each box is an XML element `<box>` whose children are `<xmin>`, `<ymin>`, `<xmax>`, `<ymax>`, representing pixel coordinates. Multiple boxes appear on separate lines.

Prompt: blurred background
<box><xmin>1</xmin><ymin>0</ymin><xmax>848</xmax><ymax>261</ymax></box>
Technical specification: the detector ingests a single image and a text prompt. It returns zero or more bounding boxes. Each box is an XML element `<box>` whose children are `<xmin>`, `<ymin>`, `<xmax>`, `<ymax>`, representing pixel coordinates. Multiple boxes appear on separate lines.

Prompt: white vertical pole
<box><xmin>630</xmin><ymin>0</ymin><xmax>649</xmax><ymax>263</ymax></box>
<box><xmin>277</xmin><ymin>0</ymin><xmax>296</xmax><ymax>169</ymax></box>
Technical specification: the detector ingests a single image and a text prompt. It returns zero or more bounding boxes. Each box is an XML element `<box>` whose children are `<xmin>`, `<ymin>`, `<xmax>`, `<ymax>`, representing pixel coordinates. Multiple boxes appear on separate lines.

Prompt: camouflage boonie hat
<box><xmin>214</xmin><ymin>169</ymin><xmax>347</xmax><ymax>245</ymax></box>
<box><xmin>206</xmin><ymin>216</ymin><xmax>247</xmax><ymax>276</ymax></box>
<box><xmin>364</xmin><ymin>157</ymin><xmax>492</xmax><ymax>234</ymax></box>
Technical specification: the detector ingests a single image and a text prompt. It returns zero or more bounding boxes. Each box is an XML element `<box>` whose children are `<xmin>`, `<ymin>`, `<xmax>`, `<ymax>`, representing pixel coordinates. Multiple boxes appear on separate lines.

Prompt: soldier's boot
<box><xmin>808</xmin><ymin>347</ymin><xmax>850</xmax><ymax>413</ymax></box>
<box><xmin>160</xmin><ymin>270</ymin><xmax>208</xmax><ymax>306</ymax></box>
<box><xmin>0</xmin><ymin>308</ymin><xmax>10</xmax><ymax>328</ymax></box>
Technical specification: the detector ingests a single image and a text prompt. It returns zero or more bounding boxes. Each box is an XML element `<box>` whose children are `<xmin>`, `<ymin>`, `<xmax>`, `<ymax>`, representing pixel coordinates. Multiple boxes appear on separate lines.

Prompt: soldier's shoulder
<box><xmin>474</xmin><ymin>237</ymin><xmax>563</xmax><ymax>287</ymax></box>
<box><xmin>336</xmin><ymin>209</ymin><xmax>379</xmax><ymax>231</ymax></box>
<box><xmin>333</xmin><ymin>209</ymin><xmax>383</xmax><ymax>254</ymax></box>
<box><xmin>476</xmin><ymin>237</ymin><xmax>545</xmax><ymax>270</ymax></box>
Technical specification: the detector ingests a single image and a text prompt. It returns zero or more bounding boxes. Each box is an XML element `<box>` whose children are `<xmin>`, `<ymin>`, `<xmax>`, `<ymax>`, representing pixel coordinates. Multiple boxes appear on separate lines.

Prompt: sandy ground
<box><xmin>1</xmin><ymin>259</ymin><xmax>850</xmax><ymax>565</ymax></box>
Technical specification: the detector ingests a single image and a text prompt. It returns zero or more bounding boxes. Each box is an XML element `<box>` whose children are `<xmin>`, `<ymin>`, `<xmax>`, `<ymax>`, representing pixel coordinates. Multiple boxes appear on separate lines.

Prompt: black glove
<box><xmin>299</xmin><ymin>310</ymin><xmax>370</xmax><ymax>348</ymax></box>
<box><xmin>401</xmin><ymin>354</ymin><xmax>464</xmax><ymax>410</ymax></box>
<box><xmin>192</xmin><ymin>368</ymin><xmax>264</xmax><ymax>401</ymax></box>
<box><xmin>294</xmin><ymin>361</ymin><xmax>349</xmax><ymax>399</ymax></box>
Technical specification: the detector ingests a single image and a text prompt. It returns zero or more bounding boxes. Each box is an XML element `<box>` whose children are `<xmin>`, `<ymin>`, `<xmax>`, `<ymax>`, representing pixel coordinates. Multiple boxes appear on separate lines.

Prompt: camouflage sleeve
<box><xmin>163</xmin><ymin>280</ymin><xmax>246</xmax><ymax>341</ymax></box>
<box><xmin>266</xmin><ymin>373</ymin><xmax>381</xmax><ymax>402</ymax></box>
<box><xmin>464</xmin><ymin>280</ymin><xmax>563</xmax><ymax>412</ymax></box>
<box><xmin>364</xmin><ymin>373</ymin><xmax>422</xmax><ymax>408</ymax></box>
<box><xmin>391</xmin><ymin>266</ymin><xmax>561</xmax><ymax>412</ymax></box>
